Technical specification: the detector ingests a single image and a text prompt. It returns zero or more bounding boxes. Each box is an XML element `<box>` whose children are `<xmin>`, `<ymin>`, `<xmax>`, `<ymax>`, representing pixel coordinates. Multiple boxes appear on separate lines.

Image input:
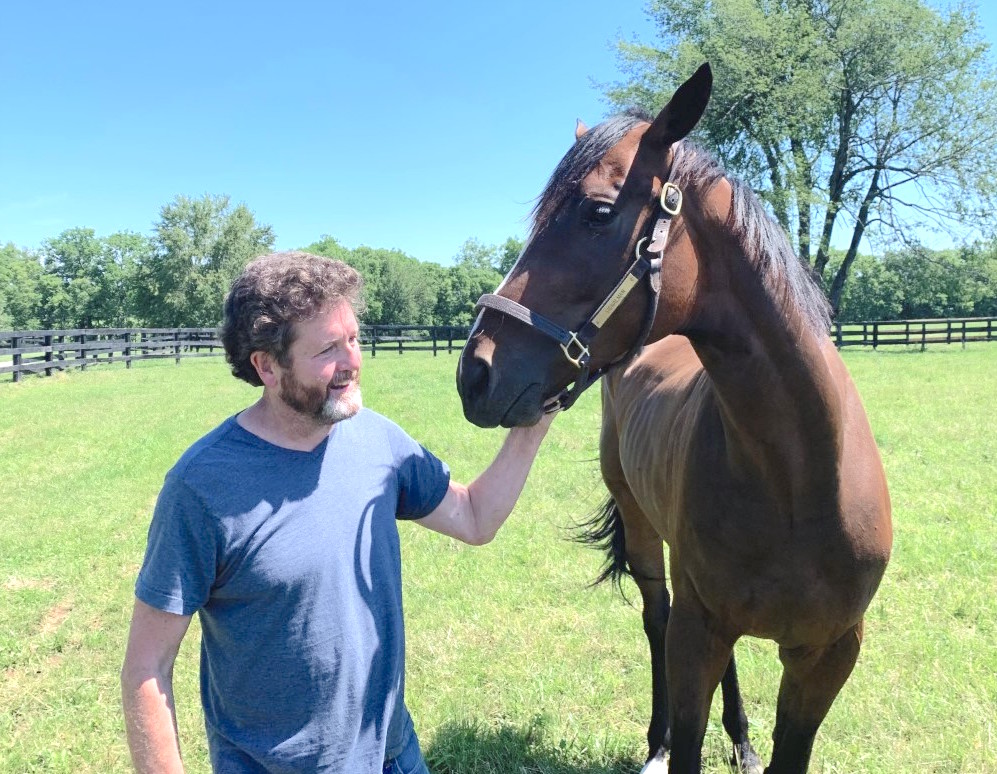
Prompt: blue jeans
<box><xmin>382</xmin><ymin>729</ymin><xmax>430</xmax><ymax>774</ymax></box>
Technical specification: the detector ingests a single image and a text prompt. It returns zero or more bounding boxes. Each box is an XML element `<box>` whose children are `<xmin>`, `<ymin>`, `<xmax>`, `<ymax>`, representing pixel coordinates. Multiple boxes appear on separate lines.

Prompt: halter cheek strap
<box><xmin>474</xmin><ymin>181</ymin><xmax>682</xmax><ymax>413</ymax></box>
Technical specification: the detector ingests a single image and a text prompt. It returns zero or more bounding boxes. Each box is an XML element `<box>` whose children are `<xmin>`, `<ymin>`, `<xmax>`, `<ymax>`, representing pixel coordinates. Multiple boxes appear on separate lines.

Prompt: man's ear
<box><xmin>575</xmin><ymin>119</ymin><xmax>589</xmax><ymax>141</ymax></box>
<box><xmin>250</xmin><ymin>350</ymin><xmax>279</xmax><ymax>389</ymax></box>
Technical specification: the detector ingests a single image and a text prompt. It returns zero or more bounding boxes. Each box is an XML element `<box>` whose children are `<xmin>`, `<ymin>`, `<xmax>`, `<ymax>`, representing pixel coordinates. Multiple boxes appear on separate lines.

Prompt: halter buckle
<box><xmin>660</xmin><ymin>182</ymin><xmax>683</xmax><ymax>216</ymax></box>
<box><xmin>559</xmin><ymin>332</ymin><xmax>590</xmax><ymax>369</ymax></box>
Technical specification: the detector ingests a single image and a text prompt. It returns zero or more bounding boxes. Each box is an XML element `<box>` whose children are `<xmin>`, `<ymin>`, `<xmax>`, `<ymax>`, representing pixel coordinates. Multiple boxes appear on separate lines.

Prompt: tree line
<box><xmin>2</xmin><ymin>192</ymin><xmax>996</xmax><ymax>334</ymax></box>
<box><xmin>0</xmin><ymin>194</ymin><xmax>521</xmax><ymax>332</ymax></box>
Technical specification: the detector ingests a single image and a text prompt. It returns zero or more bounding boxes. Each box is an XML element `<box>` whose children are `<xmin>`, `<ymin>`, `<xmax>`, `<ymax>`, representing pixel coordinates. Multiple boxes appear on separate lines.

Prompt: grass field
<box><xmin>1</xmin><ymin>346</ymin><xmax>995</xmax><ymax>773</ymax></box>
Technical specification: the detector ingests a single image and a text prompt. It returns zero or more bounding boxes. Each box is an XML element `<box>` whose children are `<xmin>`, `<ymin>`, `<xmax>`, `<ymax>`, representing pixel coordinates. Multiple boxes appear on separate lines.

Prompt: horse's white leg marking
<box><xmin>639</xmin><ymin>753</ymin><xmax>669</xmax><ymax>774</ymax></box>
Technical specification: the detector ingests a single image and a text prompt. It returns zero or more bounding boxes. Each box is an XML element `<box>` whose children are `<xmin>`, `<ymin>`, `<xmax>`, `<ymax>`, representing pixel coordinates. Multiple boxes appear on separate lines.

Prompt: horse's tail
<box><xmin>573</xmin><ymin>495</ymin><xmax>630</xmax><ymax>593</ymax></box>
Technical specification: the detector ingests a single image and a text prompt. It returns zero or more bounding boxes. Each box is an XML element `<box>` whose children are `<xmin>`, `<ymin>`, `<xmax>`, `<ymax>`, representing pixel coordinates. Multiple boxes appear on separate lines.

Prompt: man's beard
<box><xmin>279</xmin><ymin>369</ymin><xmax>362</xmax><ymax>425</ymax></box>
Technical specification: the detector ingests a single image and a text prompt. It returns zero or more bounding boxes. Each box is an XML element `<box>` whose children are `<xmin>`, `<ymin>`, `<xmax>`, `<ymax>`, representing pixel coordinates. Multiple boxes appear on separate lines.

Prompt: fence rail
<box><xmin>1</xmin><ymin>317</ymin><xmax>994</xmax><ymax>382</ymax></box>
<box><xmin>0</xmin><ymin>326</ymin><xmax>473</xmax><ymax>383</ymax></box>
<box><xmin>832</xmin><ymin>317</ymin><xmax>997</xmax><ymax>348</ymax></box>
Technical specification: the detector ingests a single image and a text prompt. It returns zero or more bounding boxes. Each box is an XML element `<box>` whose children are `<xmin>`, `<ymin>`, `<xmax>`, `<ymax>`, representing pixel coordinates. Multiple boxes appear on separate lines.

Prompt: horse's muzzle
<box><xmin>456</xmin><ymin>350</ymin><xmax>545</xmax><ymax>428</ymax></box>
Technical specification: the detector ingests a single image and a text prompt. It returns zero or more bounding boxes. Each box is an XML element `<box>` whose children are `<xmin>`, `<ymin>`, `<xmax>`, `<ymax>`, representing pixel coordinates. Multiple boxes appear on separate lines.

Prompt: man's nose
<box><xmin>348</xmin><ymin>344</ymin><xmax>363</xmax><ymax>371</ymax></box>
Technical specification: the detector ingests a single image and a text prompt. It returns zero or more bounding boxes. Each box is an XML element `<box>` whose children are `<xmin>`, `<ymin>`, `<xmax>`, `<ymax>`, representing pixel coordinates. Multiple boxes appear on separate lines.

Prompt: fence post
<box><xmin>432</xmin><ymin>326</ymin><xmax>438</xmax><ymax>357</ymax></box>
<box><xmin>921</xmin><ymin>322</ymin><xmax>927</xmax><ymax>351</ymax></box>
<box><xmin>371</xmin><ymin>333</ymin><xmax>377</xmax><ymax>358</ymax></box>
<box><xmin>124</xmin><ymin>330</ymin><xmax>132</xmax><ymax>368</ymax></box>
<box><xmin>872</xmin><ymin>322</ymin><xmax>879</xmax><ymax>350</ymax></box>
<box><xmin>448</xmin><ymin>326</ymin><xmax>454</xmax><ymax>354</ymax></box>
<box><xmin>175</xmin><ymin>331</ymin><xmax>181</xmax><ymax>365</ymax></box>
<box><xmin>962</xmin><ymin>320</ymin><xmax>967</xmax><ymax>349</ymax></box>
<box><xmin>12</xmin><ymin>336</ymin><xmax>20</xmax><ymax>383</ymax></box>
<box><xmin>44</xmin><ymin>334</ymin><xmax>53</xmax><ymax>377</ymax></box>
<box><xmin>79</xmin><ymin>333</ymin><xmax>87</xmax><ymax>371</ymax></box>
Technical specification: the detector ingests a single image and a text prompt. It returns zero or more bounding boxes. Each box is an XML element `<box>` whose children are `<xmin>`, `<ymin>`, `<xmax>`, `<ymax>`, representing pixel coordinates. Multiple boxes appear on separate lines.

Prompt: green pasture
<box><xmin>1</xmin><ymin>347</ymin><xmax>995</xmax><ymax>773</ymax></box>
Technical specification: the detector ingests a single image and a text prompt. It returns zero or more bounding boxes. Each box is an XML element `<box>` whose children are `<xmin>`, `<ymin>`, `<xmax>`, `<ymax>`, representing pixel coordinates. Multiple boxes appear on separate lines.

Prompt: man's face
<box><xmin>277</xmin><ymin>301</ymin><xmax>363</xmax><ymax>425</ymax></box>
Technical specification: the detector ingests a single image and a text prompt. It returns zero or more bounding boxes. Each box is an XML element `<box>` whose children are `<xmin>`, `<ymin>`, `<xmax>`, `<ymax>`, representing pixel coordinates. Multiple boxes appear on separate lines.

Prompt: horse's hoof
<box><xmin>639</xmin><ymin>753</ymin><xmax>669</xmax><ymax>774</ymax></box>
<box><xmin>732</xmin><ymin>746</ymin><xmax>764</xmax><ymax>774</ymax></box>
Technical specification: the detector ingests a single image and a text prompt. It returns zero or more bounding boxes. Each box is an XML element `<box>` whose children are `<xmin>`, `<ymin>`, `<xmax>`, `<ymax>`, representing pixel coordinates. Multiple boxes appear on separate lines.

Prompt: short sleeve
<box><xmin>135</xmin><ymin>473</ymin><xmax>218</xmax><ymax>615</ymax></box>
<box><xmin>386</xmin><ymin>424</ymin><xmax>450</xmax><ymax>521</ymax></box>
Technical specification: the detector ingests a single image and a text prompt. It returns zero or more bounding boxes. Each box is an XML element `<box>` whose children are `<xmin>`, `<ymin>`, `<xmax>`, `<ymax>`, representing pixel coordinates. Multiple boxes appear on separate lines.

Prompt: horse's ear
<box><xmin>575</xmin><ymin>119</ymin><xmax>589</xmax><ymax>141</ymax></box>
<box><xmin>645</xmin><ymin>62</ymin><xmax>712</xmax><ymax>147</ymax></box>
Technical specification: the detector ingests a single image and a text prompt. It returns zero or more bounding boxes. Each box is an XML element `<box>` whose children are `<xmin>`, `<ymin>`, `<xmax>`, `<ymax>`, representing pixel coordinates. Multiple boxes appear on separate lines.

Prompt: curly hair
<box><xmin>221</xmin><ymin>251</ymin><xmax>366</xmax><ymax>386</ymax></box>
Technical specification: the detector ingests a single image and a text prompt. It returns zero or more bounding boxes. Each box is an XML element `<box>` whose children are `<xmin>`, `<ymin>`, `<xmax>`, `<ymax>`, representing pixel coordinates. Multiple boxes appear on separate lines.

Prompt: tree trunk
<box><xmin>761</xmin><ymin>142</ymin><xmax>791</xmax><ymax>234</ymax></box>
<box><xmin>791</xmin><ymin>138</ymin><xmax>813</xmax><ymax>266</ymax></box>
<box><xmin>815</xmin><ymin>93</ymin><xmax>856</xmax><ymax>278</ymax></box>
<box><xmin>828</xmin><ymin>167</ymin><xmax>882</xmax><ymax>313</ymax></box>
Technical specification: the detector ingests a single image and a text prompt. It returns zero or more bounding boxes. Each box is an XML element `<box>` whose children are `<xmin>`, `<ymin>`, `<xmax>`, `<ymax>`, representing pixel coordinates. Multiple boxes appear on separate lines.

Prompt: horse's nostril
<box><xmin>460</xmin><ymin>355</ymin><xmax>491</xmax><ymax>401</ymax></box>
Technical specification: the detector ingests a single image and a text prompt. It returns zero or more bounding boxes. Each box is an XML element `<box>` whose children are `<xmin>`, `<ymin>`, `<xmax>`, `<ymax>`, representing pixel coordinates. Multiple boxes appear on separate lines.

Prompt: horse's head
<box><xmin>457</xmin><ymin>64</ymin><xmax>713</xmax><ymax>428</ymax></box>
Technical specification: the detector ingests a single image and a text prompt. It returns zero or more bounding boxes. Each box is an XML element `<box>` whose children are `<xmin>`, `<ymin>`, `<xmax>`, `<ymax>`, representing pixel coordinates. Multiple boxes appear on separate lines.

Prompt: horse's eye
<box><xmin>584</xmin><ymin>201</ymin><xmax>617</xmax><ymax>228</ymax></box>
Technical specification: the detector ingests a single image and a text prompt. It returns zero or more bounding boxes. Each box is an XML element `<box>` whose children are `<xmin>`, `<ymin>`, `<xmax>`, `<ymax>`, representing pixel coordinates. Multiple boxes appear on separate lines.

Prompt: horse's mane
<box><xmin>530</xmin><ymin>113</ymin><xmax>832</xmax><ymax>338</ymax></box>
<box><xmin>670</xmin><ymin>141</ymin><xmax>832</xmax><ymax>336</ymax></box>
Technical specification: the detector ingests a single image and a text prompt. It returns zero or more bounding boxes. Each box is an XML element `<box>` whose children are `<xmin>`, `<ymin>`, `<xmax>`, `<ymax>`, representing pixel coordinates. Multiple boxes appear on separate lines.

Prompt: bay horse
<box><xmin>456</xmin><ymin>64</ymin><xmax>892</xmax><ymax>773</ymax></box>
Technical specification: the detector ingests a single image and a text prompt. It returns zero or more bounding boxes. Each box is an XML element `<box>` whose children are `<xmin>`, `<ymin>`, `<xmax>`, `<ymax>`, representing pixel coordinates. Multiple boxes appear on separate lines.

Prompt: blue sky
<box><xmin>2</xmin><ymin>1</ymin><xmax>995</xmax><ymax>265</ymax></box>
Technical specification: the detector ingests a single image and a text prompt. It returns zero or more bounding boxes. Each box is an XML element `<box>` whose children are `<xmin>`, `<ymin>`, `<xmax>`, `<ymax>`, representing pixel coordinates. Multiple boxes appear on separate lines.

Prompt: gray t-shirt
<box><xmin>135</xmin><ymin>408</ymin><xmax>450</xmax><ymax>773</ymax></box>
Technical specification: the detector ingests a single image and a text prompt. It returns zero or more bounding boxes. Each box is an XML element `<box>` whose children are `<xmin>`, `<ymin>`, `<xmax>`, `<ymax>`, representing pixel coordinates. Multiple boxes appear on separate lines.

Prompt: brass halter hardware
<box><xmin>660</xmin><ymin>182</ymin><xmax>683</xmax><ymax>215</ymax></box>
<box><xmin>559</xmin><ymin>332</ymin><xmax>591</xmax><ymax>369</ymax></box>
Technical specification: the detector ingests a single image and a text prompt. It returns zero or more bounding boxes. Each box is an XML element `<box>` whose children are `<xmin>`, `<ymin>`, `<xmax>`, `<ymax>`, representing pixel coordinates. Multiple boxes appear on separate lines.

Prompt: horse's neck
<box><xmin>681</xmin><ymin>236</ymin><xmax>843</xmax><ymax>510</ymax></box>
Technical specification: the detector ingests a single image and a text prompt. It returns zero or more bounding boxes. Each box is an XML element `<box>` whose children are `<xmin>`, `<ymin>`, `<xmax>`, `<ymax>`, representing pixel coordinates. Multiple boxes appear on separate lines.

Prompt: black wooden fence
<box><xmin>833</xmin><ymin>317</ymin><xmax>997</xmax><ymax>349</ymax></box>
<box><xmin>0</xmin><ymin>326</ymin><xmax>472</xmax><ymax>383</ymax></box>
<box><xmin>1</xmin><ymin>317</ymin><xmax>995</xmax><ymax>382</ymax></box>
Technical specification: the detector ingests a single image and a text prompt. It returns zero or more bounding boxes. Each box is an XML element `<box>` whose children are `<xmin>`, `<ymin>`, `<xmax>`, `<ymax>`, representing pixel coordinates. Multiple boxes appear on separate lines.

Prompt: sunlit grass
<box><xmin>1</xmin><ymin>345</ymin><xmax>995</xmax><ymax>773</ymax></box>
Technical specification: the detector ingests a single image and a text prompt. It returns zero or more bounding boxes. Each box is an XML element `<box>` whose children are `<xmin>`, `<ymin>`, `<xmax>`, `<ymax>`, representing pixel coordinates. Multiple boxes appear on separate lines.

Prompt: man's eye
<box><xmin>584</xmin><ymin>201</ymin><xmax>616</xmax><ymax>227</ymax></box>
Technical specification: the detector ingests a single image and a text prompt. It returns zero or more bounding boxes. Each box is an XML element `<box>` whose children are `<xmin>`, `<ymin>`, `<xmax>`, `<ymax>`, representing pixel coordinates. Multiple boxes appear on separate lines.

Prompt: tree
<box><xmin>40</xmin><ymin>228</ymin><xmax>150</xmax><ymax>327</ymax></box>
<box><xmin>606</xmin><ymin>0</ymin><xmax>997</xmax><ymax>312</ymax></box>
<box><xmin>454</xmin><ymin>238</ymin><xmax>499</xmax><ymax>272</ymax></box>
<box><xmin>138</xmin><ymin>195</ymin><xmax>275</xmax><ymax>326</ymax></box>
<box><xmin>497</xmin><ymin>236</ymin><xmax>524</xmax><ymax>275</ymax></box>
<box><xmin>454</xmin><ymin>236</ymin><xmax>525</xmax><ymax>275</ymax></box>
<box><xmin>40</xmin><ymin>228</ymin><xmax>103</xmax><ymax>328</ymax></box>
<box><xmin>835</xmin><ymin>251</ymin><xmax>904</xmax><ymax>321</ymax></box>
<box><xmin>835</xmin><ymin>241</ymin><xmax>997</xmax><ymax>320</ymax></box>
<box><xmin>433</xmin><ymin>264</ymin><xmax>504</xmax><ymax>326</ymax></box>
<box><xmin>0</xmin><ymin>244</ymin><xmax>45</xmax><ymax>329</ymax></box>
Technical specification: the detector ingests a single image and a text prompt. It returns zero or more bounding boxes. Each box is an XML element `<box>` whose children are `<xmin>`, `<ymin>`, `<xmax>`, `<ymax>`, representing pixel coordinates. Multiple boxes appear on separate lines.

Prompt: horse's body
<box><xmin>602</xmin><ymin>333</ymin><xmax>888</xmax><ymax>648</ymax></box>
<box><xmin>457</xmin><ymin>65</ymin><xmax>891</xmax><ymax>773</ymax></box>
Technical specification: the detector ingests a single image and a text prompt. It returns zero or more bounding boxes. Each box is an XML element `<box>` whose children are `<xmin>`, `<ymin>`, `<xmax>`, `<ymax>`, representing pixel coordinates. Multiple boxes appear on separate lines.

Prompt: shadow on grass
<box><xmin>424</xmin><ymin>716</ymin><xmax>641</xmax><ymax>774</ymax></box>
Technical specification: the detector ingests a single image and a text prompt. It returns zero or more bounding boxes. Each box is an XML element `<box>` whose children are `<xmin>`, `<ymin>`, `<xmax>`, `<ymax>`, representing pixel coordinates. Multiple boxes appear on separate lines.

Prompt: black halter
<box><xmin>474</xmin><ymin>180</ymin><xmax>683</xmax><ymax>413</ymax></box>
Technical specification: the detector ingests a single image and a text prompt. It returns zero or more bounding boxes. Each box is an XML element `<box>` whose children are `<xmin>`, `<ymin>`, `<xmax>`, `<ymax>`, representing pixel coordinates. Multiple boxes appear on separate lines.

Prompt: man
<box><xmin>121</xmin><ymin>251</ymin><xmax>554</xmax><ymax>773</ymax></box>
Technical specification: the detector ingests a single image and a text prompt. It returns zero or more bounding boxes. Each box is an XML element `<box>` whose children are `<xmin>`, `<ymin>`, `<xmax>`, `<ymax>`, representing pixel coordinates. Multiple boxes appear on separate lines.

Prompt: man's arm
<box><xmin>417</xmin><ymin>413</ymin><xmax>555</xmax><ymax>545</ymax></box>
<box><xmin>121</xmin><ymin>599</ymin><xmax>192</xmax><ymax>774</ymax></box>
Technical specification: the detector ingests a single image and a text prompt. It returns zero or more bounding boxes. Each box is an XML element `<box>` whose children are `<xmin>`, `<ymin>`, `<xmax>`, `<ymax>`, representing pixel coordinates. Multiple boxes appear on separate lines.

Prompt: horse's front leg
<box><xmin>665</xmin><ymin>593</ymin><xmax>734</xmax><ymax>774</ymax></box>
<box><xmin>766</xmin><ymin>621</ymin><xmax>863</xmax><ymax>774</ymax></box>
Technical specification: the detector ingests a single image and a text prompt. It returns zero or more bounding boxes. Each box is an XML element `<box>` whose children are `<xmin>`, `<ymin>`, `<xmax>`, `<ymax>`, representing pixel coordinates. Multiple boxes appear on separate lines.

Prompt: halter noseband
<box><xmin>474</xmin><ymin>180</ymin><xmax>683</xmax><ymax>413</ymax></box>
